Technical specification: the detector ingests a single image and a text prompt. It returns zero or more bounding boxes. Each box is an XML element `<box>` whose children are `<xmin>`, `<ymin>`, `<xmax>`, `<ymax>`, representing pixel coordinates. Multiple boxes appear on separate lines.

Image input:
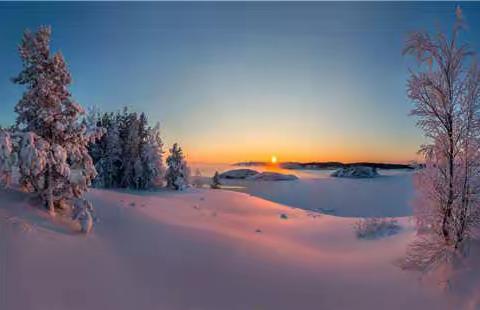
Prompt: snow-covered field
<box><xmin>194</xmin><ymin>166</ymin><xmax>415</xmax><ymax>217</ymax></box>
<box><xmin>1</xmin><ymin>172</ymin><xmax>479</xmax><ymax>309</ymax></box>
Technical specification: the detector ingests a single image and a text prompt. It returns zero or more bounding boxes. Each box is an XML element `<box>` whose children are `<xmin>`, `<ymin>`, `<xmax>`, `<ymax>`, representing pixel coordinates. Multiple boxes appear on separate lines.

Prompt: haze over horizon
<box><xmin>1</xmin><ymin>2</ymin><xmax>480</xmax><ymax>163</ymax></box>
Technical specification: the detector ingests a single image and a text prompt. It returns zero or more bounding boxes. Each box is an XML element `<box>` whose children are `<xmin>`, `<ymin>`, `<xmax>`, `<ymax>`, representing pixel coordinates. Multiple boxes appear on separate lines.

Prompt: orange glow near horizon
<box><xmin>184</xmin><ymin>145</ymin><xmax>423</xmax><ymax>165</ymax></box>
<box><xmin>168</xmin><ymin>124</ymin><xmax>424</xmax><ymax>165</ymax></box>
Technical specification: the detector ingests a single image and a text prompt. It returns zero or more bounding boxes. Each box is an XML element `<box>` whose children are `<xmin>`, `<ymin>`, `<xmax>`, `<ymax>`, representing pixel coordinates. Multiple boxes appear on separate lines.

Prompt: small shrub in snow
<box><xmin>280</xmin><ymin>213</ymin><xmax>288</xmax><ymax>220</ymax></box>
<box><xmin>72</xmin><ymin>200</ymin><xmax>95</xmax><ymax>234</ymax></box>
<box><xmin>354</xmin><ymin>218</ymin><xmax>401</xmax><ymax>239</ymax></box>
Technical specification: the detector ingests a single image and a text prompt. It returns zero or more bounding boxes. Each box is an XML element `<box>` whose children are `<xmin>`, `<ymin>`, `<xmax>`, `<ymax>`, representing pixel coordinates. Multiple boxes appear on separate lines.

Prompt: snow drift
<box><xmin>0</xmin><ymin>186</ymin><xmax>465</xmax><ymax>310</ymax></box>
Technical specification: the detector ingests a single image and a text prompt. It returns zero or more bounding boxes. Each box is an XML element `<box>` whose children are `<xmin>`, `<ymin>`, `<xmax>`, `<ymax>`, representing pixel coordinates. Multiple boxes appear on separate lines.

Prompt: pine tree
<box><xmin>95</xmin><ymin>118</ymin><xmax>123</xmax><ymax>188</ymax></box>
<box><xmin>11</xmin><ymin>26</ymin><xmax>102</xmax><ymax>217</ymax></box>
<box><xmin>141</xmin><ymin>122</ymin><xmax>165</xmax><ymax>188</ymax></box>
<box><xmin>121</xmin><ymin>112</ymin><xmax>142</xmax><ymax>188</ymax></box>
<box><xmin>86</xmin><ymin>107</ymin><xmax>166</xmax><ymax>190</ymax></box>
<box><xmin>85</xmin><ymin>106</ymin><xmax>104</xmax><ymax>168</ymax></box>
<box><xmin>165</xmin><ymin>143</ymin><xmax>189</xmax><ymax>190</ymax></box>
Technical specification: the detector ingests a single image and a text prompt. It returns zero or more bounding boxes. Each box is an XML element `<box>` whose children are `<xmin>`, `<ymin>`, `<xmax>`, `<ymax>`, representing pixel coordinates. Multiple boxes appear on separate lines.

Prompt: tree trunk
<box><xmin>45</xmin><ymin>165</ymin><xmax>55</xmax><ymax>217</ymax></box>
<box><xmin>457</xmin><ymin>141</ymin><xmax>470</xmax><ymax>248</ymax></box>
<box><xmin>442</xmin><ymin>132</ymin><xmax>455</xmax><ymax>244</ymax></box>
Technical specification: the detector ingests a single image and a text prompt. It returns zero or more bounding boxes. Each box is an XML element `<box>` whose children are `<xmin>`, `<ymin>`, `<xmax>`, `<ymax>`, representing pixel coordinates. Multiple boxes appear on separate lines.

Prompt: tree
<box><xmin>11</xmin><ymin>26</ymin><xmax>102</xmax><ymax>217</ymax></box>
<box><xmin>121</xmin><ymin>112</ymin><xmax>142</xmax><ymax>189</ymax></box>
<box><xmin>85</xmin><ymin>106</ymin><xmax>104</xmax><ymax>169</ymax></box>
<box><xmin>211</xmin><ymin>171</ymin><xmax>221</xmax><ymax>189</ymax></box>
<box><xmin>402</xmin><ymin>8</ymin><xmax>480</xmax><ymax>271</ymax></box>
<box><xmin>165</xmin><ymin>143</ymin><xmax>189</xmax><ymax>190</ymax></box>
<box><xmin>141</xmin><ymin>122</ymin><xmax>165</xmax><ymax>188</ymax></box>
<box><xmin>97</xmin><ymin>119</ymin><xmax>123</xmax><ymax>188</ymax></box>
<box><xmin>0</xmin><ymin>130</ymin><xmax>13</xmax><ymax>187</ymax></box>
<box><xmin>86</xmin><ymin>108</ymin><xmax>166</xmax><ymax>190</ymax></box>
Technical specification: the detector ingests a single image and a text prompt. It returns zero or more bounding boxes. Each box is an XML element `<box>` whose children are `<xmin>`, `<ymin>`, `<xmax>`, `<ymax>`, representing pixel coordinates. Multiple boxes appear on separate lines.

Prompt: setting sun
<box><xmin>271</xmin><ymin>155</ymin><xmax>277</xmax><ymax>164</ymax></box>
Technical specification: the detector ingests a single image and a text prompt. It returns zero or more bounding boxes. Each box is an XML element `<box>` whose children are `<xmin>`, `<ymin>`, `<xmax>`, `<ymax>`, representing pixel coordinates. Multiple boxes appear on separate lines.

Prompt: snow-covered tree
<box><xmin>96</xmin><ymin>120</ymin><xmax>123</xmax><ymax>188</ymax></box>
<box><xmin>85</xmin><ymin>106</ymin><xmax>104</xmax><ymax>169</ymax></box>
<box><xmin>141</xmin><ymin>122</ymin><xmax>165</xmax><ymax>188</ymax></box>
<box><xmin>165</xmin><ymin>143</ymin><xmax>189</xmax><ymax>190</ymax></box>
<box><xmin>402</xmin><ymin>8</ymin><xmax>480</xmax><ymax>271</ymax></box>
<box><xmin>11</xmin><ymin>26</ymin><xmax>102</xmax><ymax>218</ymax></box>
<box><xmin>121</xmin><ymin>113</ymin><xmax>144</xmax><ymax>189</ymax></box>
<box><xmin>0</xmin><ymin>130</ymin><xmax>14</xmax><ymax>187</ymax></box>
<box><xmin>87</xmin><ymin>108</ymin><xmax>166</xmax><ymax>190</ymax></box>
<box><xmin>211</xmin><ymin>171</ymin><xmax>221</xmax><ymax>189</ymax></box>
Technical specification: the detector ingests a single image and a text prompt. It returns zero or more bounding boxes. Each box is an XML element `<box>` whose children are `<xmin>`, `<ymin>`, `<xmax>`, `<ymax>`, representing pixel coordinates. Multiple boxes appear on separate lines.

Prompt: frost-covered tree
<box><xmin>121</xmin><ymin>113</ymin><xmax>143</xmax><ymax>189</ymax></box>
<box><xmin>11</xmin><ymin>26</ymin><xmax>102</xmax><ymax>217</ymax></box>
<box><xmin>165</xmin><ymin>143</ymin><xmax>189</xmax><ymax>190</ymax></box>
<box><xmin>85</xmin><ymin>106</ymin><xmax>104</xmax><ymax>167</ymax></box>
<box><xmin>87</xmin><ymin>108</ymin><xmax>166</xmax><ymax>190</ymax></box>
<box><xmin>0</xmin><ymin>130</ymin><xmax>14</xmax><ymax>187</ymax></box>
<box><xmin>402</xmin><ymin>8</ymin><xmax>480</xmax><ymax>271</ymax></box>
<box><xmin>141</xmin><ymin>122</ymin><xmax>165</xmax><ymax>188</ymax></box>
<box><xmin>211</xmin><ymin>171</ymin><xmax>221</xmax><ymax>189</ymax></box>
<box><xmin>97</xmin><ymin>120</ymin><xmax>123</xmax><ymax>188</ymax></box>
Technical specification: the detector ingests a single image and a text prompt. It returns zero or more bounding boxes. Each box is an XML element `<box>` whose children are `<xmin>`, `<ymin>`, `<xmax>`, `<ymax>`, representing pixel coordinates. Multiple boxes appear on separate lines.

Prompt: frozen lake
<box><xmin>191</xmin><ymin>163</ymin><xmax>415</xmax><ymax>218</ymax></box>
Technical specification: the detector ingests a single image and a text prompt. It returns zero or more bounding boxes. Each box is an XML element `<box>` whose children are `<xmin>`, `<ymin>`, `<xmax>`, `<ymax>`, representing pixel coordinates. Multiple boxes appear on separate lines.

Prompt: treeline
<box><xmin>87</xmin><ymin>107</ymin><xmax>189</xmax><ymax>190</ymax></box>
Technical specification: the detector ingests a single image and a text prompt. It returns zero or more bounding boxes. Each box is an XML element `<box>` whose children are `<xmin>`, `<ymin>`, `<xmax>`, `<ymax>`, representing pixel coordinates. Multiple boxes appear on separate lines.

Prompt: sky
<box><xmin>1</xmin><ymin>2</ymin><xmax>480</xmax><ymax>164</ymax></box>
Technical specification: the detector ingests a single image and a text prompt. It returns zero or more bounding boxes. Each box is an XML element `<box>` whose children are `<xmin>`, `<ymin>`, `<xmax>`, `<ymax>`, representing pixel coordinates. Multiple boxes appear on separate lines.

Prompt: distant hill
<box><xmin>233</xmin><ymin>161</ymin><xmax>416</xmax><ymax>170</ymax></box>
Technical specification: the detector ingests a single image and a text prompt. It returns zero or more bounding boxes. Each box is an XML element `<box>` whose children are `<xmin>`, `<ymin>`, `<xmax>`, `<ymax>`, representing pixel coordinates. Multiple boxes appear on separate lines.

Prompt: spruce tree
<box><xmin>142</xmin><ymin>122</ymin><xmax>165</xmax><ymax>188</ymax></box>
<box><xmin>165</xmin><ymin>143</ymin><xmax>189</xmax><ymax>190</ymax></box>
<box><xmin>12</xmin><ymin>26</ymin><xmax>102</xmax><ymax>216</ymax></box>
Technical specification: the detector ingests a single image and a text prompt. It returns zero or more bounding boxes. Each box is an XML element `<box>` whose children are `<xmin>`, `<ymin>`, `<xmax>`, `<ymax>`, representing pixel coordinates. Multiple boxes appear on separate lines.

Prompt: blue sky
<box><xmin>0</xmin><ymin>2</ymin><xmax>479</xmax><ymax>162</ymax></box>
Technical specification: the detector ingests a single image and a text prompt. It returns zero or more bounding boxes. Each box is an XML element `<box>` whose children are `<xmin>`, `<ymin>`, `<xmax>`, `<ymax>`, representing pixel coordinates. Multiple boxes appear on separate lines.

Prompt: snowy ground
<box><xmin>0</xmin><ymin>174</ymin><xmax>479</xmax><ymax>309</ymax></box>
<box><xmin>195</xmin><ymin>168</ymin><xmax>415</xmax><ymax>217</ymax></box>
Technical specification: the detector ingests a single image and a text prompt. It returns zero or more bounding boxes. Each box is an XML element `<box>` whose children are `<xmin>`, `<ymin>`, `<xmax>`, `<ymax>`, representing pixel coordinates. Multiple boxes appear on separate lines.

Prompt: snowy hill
<box><xmin>1</xmin><ymin>185</ymin><xmax>479</xmax><ymax>309</ymax></box>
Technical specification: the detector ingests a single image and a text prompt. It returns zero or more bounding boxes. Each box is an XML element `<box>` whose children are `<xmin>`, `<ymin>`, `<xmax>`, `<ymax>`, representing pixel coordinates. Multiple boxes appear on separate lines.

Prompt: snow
<box><xmin>220</xmin><ymin>170</ymin><xmax>415</xmax><ymax>217</ymax></box>
<box><xmin>0</xmin><ymin>172</ymin><xmax>478</xmax><ymax>309</ymax></box>
<box><xmin>331</xmin><ymin>166</ymin><xmax>379</xmax><ymax>178</ymax></box>
<box><xmin>246</xmin><ymin>171</ymin><xmax>298</xmax><ymax>181</ymax></box>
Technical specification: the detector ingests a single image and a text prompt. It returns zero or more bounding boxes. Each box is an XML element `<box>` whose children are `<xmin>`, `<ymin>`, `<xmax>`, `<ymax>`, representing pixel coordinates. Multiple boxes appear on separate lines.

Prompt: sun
<box><xmin>271</xmin><ymin>155</ymin><xmax>277</xmax><ymax>164</ymax></box>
